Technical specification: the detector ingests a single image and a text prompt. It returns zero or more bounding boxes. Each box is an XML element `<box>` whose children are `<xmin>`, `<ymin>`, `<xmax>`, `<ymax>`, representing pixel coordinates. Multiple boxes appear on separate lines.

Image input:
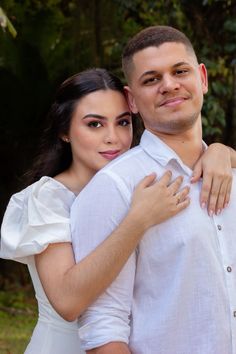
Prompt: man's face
<box><xmin>125</xmin><ymin>42</ymin><xmax>208</xmax><ymax>136</ymax></box>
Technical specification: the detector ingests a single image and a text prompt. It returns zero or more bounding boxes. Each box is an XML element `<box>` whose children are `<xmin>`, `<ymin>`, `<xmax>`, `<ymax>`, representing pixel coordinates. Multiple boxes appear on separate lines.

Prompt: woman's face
<box><xmin>66</xmin><ymin>89</ymin><xmax>132</xmax><ymax>177</ymax></box>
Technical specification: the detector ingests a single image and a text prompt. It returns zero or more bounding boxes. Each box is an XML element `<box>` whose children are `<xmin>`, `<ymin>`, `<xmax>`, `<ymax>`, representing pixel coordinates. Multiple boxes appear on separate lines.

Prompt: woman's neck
<box><xmin>54</xmin><ymin>163</ymin><xmax>94</xmax><ymax>195</ymax></box>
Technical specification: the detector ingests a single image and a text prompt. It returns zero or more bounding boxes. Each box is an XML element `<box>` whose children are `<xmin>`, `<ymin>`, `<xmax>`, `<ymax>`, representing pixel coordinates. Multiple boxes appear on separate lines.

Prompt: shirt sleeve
<box><xmin>71</xmin><ymin>172</ymin><xmax>136</xmax><ymax>350</ymax></box>
<box><xmin>0</xmin><ymin>177</ymin><xmax>74</xmax><ymax>264</ymax></box>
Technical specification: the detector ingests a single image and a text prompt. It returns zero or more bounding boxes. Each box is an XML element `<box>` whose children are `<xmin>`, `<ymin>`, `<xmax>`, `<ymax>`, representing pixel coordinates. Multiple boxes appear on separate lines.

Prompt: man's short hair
<box><xmin>122</xmin><ymin>25</ymin><xmax>197</xmax><ymax>82</ymax></box>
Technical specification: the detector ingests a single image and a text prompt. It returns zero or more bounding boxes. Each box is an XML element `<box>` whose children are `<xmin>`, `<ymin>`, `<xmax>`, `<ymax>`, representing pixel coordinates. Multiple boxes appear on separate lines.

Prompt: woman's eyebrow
<box><xmin>116</xmin><ymin>112</ymin><xmax>131</xmax><ymax>119</ymax></box>
<box><xmin>83</xmin><ymin>112</ymin><xmax>131</xmax><ymax>120</ymax></box>
<box><xmin>82</xmin><ymin>114</ymin><xmax>105</xmax><ymax>119</ymax></box>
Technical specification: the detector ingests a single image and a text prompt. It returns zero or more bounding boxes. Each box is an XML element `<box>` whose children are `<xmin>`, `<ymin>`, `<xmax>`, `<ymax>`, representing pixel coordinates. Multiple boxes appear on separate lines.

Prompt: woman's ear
<box><xmin>61</xmin><ymin>136</ymin><xmax>70</xmax><ymax>143</ymax></box>
<box><xmin>124</xmin><ymin>86</ymin><xmax>139</xmax><ymax>114</ymax></box>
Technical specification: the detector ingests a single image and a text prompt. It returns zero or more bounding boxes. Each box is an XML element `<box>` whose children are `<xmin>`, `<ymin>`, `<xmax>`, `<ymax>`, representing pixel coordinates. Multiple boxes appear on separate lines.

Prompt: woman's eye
<box><xmin>88</xmin><ymin>121</ymin><xmax>102</xmax><ymax>128</ymax></box>
<box><xmin>119</xmin><ymin>119</ymin><xmax>130</xmax><ymax>127</ymax></box>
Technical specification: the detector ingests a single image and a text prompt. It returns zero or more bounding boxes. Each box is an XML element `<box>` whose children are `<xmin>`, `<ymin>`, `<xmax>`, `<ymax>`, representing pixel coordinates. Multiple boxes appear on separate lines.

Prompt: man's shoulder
<box><xmin>73</xmin><ymin>145</ymin><xmax>146</xmax><ymax>202</ymax></box>
<box><xmin>99</xmin><ymin>145</ymin><xmax>144</xmax><ymax>175</ymax></box>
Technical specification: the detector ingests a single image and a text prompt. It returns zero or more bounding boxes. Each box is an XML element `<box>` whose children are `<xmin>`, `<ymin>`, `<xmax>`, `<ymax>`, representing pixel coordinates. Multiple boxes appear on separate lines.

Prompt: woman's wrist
<box><xmin>229</xmin><ymin>146</ymin><xmax>236</xmax><ymax>168</ymax></box>
<box><xmin>125</xmin><ymin>207</ymin><xmax>151</xmax><ymax>233</ymax></box>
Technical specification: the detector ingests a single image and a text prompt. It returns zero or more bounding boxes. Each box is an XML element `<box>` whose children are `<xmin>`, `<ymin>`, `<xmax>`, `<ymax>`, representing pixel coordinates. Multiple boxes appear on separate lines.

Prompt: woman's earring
<box><xmin>63</xmin><ymin>137</ymin><xmax>70</xmax><ymax>143</ymax></box>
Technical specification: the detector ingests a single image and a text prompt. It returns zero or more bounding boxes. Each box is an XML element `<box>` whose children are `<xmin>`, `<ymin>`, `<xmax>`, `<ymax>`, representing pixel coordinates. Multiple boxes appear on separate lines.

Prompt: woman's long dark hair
<box><xmin>25</xmin><ymin>68</ymin><xmax>144</xmax><ymax>185</ymax></box>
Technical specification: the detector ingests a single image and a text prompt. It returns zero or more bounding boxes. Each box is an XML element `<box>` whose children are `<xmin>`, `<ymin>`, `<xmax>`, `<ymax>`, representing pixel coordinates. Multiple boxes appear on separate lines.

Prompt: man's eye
<box><xmin>119</xmin><ymin>119</ymin><xmax>131</xmax><ymax>126</ymax></box>
<box><xmin>176</xmin><ymin>69</ymin><xmax>188</xmax><ymax>75</ymax></box>
<box><xmin>88</xmin><ymin>121</ymin><xmax>102</xmax><ymax>128</ymax></box>
<box><xmin>143</xmin><ymin>77</ymin><xmax>160</xmax><ymax>85</ymax></box>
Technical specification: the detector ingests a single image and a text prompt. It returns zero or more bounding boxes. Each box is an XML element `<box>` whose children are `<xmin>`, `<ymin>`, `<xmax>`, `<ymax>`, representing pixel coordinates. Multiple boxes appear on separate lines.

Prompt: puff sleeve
<box><xmin>0</xmin><ymin>177</ymin><xmax>75</xmax><ymax>264</ymax></box>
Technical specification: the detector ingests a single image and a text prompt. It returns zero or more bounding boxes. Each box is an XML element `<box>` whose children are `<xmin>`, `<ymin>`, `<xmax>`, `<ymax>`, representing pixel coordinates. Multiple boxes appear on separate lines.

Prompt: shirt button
<box><xmin>217</xmin><ymin>224</ymin><xmax>222</xmax><ymax>231</ymax></box>
<box><xmin>234</xmin><ymin>311</ymin><xmax>236</xmax><ymax>317</ymax></box>
<box><xmin>227</xmin><ymin>266</ymin><xmax>232</xmax><ymax>272</ymax></box>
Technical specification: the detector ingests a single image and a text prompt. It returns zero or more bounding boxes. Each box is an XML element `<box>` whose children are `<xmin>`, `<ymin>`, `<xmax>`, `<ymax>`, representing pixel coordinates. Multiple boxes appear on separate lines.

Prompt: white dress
<box><xmin>0</xmin><ymin>176</ymin><xmax>85</xmax><ymax>354</ymax></box>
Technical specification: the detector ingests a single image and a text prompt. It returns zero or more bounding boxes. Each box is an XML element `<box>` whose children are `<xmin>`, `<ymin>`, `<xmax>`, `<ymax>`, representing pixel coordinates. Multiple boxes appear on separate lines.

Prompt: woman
<box><xmin>0</xmin><ymin>68</ymin><xmax>234</xmax><ymax>354</ymax></box>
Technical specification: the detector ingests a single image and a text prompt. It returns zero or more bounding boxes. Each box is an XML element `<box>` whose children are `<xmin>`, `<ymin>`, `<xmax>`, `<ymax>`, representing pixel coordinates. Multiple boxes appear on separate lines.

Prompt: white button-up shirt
<box><xmin>71</xmin><ymin>130</ymin><xmax>236</xmax><ymax>354</ymax></box>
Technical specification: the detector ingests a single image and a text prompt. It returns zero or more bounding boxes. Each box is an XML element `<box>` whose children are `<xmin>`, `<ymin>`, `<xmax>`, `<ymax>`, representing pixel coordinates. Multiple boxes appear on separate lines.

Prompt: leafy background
<box><xmin>0</xmin><ymin>0</ymin><xmax>236</xmax><ymax>352</ymax></box>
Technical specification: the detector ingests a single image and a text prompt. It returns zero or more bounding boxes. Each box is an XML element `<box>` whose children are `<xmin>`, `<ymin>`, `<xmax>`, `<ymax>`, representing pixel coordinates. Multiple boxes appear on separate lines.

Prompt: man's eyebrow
<box><xmin>139</xmin><ymin>62</ymin><xmax>191</xmax><ymax>81</ymax></box>
<box><xmin>139</xmin><ymin>70</ymin><xmax>158</xmax><ymax>80</ymax></box>
<box><xmin>173</xmin><ymin>61</ymin><xmax>190</xmax><ymax>68</ymax></box>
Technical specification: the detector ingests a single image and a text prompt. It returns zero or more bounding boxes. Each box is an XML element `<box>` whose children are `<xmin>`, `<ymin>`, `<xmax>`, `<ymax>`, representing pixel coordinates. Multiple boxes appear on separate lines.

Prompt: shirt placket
<box><xmin>213</xmin><ymin>214</ymin><xmax>236</xmax><ymax>354</ymax></box>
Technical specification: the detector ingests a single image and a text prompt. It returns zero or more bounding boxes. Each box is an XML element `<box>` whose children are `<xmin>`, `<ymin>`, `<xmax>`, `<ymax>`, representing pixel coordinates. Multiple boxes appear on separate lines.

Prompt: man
<box><xmin>71</xmin><ymin>26</ymin><xmax>236</xmax><ymax>353</ymax></box>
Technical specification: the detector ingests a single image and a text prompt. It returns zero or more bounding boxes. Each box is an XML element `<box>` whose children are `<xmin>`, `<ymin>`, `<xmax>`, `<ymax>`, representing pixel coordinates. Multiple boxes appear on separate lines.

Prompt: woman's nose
<box><xmin>104</xmin><ymin>126</ymin><xmax>119</xmax><ymax>144</ymax></box>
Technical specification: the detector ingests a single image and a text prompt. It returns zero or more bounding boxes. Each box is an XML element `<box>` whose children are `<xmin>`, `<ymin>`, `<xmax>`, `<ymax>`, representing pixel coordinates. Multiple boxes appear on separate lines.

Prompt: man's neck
<box><xmin>147</xmin><ymin>121</ymin><xmax>203</xmax><ymax>169</ymax></box>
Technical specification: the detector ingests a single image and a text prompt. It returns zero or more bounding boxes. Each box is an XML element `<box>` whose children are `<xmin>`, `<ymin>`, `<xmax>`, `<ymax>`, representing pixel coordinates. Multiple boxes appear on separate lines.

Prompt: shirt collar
<box><xmin>140</xmin><ymin>129</ymin><xmax>207</xmax><ymax>176</ymax></box>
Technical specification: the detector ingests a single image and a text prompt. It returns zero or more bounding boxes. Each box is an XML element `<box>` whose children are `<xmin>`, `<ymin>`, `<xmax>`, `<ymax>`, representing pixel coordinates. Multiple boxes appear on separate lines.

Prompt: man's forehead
<box><xmin>131</xmin><ymin>43</ymin><xmax>197</xmax><ymax>75</ymax></box>
<box><xmin>133</xmin><ymin>42</ymin><xmax>191</xmax><ymax>61</ymax></box>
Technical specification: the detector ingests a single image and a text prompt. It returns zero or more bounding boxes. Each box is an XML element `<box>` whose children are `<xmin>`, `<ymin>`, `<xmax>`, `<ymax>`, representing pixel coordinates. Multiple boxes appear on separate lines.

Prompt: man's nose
<box><xmin>159</xmin><ymin>74</ymin><xmax>180</xmax><ymax>94</ymax></box>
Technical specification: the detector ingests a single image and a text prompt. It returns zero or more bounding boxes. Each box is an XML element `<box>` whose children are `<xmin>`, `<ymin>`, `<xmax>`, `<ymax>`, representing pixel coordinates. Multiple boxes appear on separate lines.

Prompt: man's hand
<box><xmin>191</xmin><ymin>143</ymin><xmax>232</xmax><ymax>216</ymax></box>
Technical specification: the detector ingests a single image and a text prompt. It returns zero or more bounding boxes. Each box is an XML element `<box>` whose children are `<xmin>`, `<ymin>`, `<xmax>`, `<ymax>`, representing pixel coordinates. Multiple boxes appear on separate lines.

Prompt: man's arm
<box><xmin>71</xmin><ymin>173</ymin><xmax>135</xmax><ymax>351</ymax></box>
<box><xmin>87</xmin><ymin>342</ymin><xmax>131</xmax><ymax>353</ymax></box>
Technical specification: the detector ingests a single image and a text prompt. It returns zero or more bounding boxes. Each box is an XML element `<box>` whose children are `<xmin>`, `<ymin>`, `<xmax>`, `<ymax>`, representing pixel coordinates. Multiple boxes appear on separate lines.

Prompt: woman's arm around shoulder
<box><xmin>191</xmin><ymin>143</ymin><xmax>235</xmax><ymax>215</ymax></box>
<box><xmin>35</xmin><ymin>171</ymin><xmax>190</xmax><ymax>321</ymax></box>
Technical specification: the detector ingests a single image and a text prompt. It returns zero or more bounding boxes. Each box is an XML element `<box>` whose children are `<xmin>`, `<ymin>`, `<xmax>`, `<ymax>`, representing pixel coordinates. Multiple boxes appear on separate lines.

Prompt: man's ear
<box><xmin>199</xmin><ymin>63</ymin><xmax>208</xmax><ymax>95</ymax></box>
<box><xmin>124</xmin><ymin>86</ymin><xmax>139</xmax><ymax>114</ymax></box>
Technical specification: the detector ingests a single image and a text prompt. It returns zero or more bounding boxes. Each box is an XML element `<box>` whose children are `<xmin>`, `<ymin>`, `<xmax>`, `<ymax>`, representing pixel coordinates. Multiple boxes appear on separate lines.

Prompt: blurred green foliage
<box><xmin>0</xmin><ymin>0</ymin><xmax>235</xmax><ymax>144</ymax></box>
<box><xmin>0</xmin><ymin>0</ymin><xmax>236</xmax><ymax>284</ymax></box>
<box><xmin>0</xmin><ymin>288</ymin><xmax>37</xmax><ymax>353</ymax></box>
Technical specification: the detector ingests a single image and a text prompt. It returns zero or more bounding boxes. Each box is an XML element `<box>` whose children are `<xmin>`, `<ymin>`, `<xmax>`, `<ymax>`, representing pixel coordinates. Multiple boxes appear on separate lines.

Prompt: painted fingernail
<box><xmin>216</xmin><ymin>209</ymin><xmax>221</xmax><ymax>215</ymax></box>
<box><xmin>224</xmin><ymin>202</ymin><xmax>228</xmax><ymax>208</ymax></box>
<box><xmin>201</xmin><ymin>202</ymin><xmax>206</xmax><ymax>209</ymax></box>
<box><xmin>209</xmin><ymin>210</ymin><xmax>214</xmax><ymax>217</ymax></box>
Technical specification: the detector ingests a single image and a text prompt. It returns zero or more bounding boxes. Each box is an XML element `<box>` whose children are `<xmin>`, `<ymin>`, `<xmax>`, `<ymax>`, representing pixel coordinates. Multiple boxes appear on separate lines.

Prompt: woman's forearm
<box><xmin>36</xmin><ymin>209</ymin><xmax>151</xmax><ymax>321</ymax></box>
<box><xmin>36</xmin><ymin>172</ymin><xmax>189</xmax><ymax>321</ymax></box>
<box><xmin>229</xmin><ymin>146</ymin><xmax>236</xmax><ymax>167</ymax></box>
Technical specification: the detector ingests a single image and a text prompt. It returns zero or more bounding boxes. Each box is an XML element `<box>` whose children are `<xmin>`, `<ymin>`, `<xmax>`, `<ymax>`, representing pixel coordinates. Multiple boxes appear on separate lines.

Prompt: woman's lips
<box><xmin>99</xmin><ymin>150</ymin><xmax>121</xmax><ymax>160</ymax></box>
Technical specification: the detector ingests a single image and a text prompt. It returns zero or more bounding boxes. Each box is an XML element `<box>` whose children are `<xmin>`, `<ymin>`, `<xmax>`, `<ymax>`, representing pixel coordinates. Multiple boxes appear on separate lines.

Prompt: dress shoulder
<box><xmin>0</xmin><ymin>176</ymin><xmax>76</xmax><ymax>264</ymax></box>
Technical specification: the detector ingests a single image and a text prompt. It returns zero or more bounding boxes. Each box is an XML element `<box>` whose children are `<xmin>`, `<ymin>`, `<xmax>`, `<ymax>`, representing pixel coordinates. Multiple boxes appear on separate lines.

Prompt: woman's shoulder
<box><xmin>5</xmin><ymin>176</ymin><xmax>76</xmax><ymax>234</ymax></box>
<box><xmin>0</xmin><ymin>177</ymin><xmax>75</xmax><ymax>263</ymax></box>
<box><xmin>11</xmin><ymin>176</ymin><xmax>76</xmax><ymax>211</ymax></box>
<box><xmin>30</xmin><ymin>175</ymin><xmax>75</xmax><ymax>197</ymax></box>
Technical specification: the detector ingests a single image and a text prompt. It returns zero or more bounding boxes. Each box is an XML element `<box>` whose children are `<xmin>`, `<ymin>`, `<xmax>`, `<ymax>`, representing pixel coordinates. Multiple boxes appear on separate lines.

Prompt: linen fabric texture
<box><xmin>71</xmin><ymin>129</ymin><xmax>236</xmax><ymax>354</ymax></box>
<box><xmin>0</xmin><ymin>177</ymin><xmax>84</xmax><ymax>354</ymax></box>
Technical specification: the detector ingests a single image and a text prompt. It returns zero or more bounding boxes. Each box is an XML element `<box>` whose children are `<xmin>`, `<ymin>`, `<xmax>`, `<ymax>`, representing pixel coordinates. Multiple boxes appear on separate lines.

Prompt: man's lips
<box><xmin>159</xmin><ymin>97</ymin><xmax>188</xmax><ymax>107</ymax></box>
<box><xmin>99</xmin><ymin>150</ymin><xmax>121</xmax><ymax>160</ymax></box>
